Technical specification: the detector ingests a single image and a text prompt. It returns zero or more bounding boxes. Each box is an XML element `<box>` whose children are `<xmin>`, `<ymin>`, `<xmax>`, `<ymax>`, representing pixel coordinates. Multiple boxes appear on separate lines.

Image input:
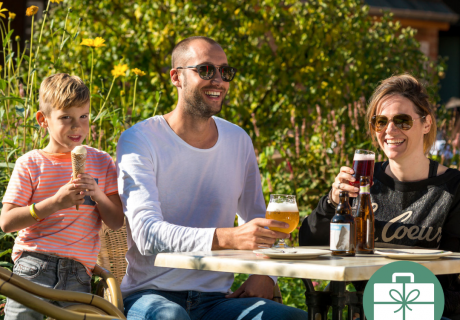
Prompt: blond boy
<box><xmin>0</xmin><ymin>73</ymin><xmax>124</xmax><ymax>320</ymax></box>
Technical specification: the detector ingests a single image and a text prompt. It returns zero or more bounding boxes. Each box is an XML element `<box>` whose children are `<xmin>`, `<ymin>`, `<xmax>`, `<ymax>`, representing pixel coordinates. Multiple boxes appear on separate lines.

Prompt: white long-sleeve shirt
<box><xmin>117</xmin><ymin>115</ymin><xmax>269</xmax><ymax>297</ymax></box>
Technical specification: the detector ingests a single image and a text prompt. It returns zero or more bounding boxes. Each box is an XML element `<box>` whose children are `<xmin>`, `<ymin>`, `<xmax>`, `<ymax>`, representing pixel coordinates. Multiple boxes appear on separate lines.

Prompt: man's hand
<box><xmin>225</xmin><ymin>275</ymin><xmax>274</xmax><ymax>299</ymax></box>
<box><xmin>72</xmin><ymin>173</ymin><xmax>104</xmax><ymax>203</ymax></box>
<box><xmin>213</xmin><ymin>218</ymin><xmax>289</xmax><ymax>250</ymax></box>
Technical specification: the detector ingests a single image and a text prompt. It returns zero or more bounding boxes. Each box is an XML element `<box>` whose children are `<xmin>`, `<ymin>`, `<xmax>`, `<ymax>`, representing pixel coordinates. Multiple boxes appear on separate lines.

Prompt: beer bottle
<box><xmin>330</xmin><ymin>191</ymin><xmax>356</xmax><ymax>256</ymax></box>
<box><xmin>354</xmin><ymin>176</ymin><xmax>375</xmax><ymax>254</ymax></box>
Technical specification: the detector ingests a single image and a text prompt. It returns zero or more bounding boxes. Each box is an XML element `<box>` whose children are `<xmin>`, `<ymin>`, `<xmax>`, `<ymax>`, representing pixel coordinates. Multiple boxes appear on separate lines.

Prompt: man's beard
<box><xmin>183</xmin><ymin>75</ymin><xmax>225</xmax><ymax>119</ymax></box>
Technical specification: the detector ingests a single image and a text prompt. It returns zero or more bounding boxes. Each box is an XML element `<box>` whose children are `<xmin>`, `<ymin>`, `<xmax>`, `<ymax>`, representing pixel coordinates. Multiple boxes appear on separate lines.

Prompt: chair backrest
<box><xmin>97</xmin><ymin>220</ymin><xmax>129</xmax><ymax>285</ymax></box>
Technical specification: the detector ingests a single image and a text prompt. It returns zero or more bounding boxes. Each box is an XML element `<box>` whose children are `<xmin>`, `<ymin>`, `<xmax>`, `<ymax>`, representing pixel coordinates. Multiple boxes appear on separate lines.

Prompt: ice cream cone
<box><xmin>71</xmin><ymin>146</ymin><xmax>87</xmax><ymax>210</ymax></box>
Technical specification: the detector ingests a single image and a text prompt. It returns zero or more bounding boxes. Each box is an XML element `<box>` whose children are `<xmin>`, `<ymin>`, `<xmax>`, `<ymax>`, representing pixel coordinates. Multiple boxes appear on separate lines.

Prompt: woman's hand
<box><xmin>331</xmin><ymin>166</ymin><xmax>359</xmax><ymax>204</ymax></box>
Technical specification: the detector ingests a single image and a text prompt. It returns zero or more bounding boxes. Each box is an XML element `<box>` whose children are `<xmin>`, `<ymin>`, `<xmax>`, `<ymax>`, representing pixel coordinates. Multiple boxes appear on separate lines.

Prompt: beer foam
<box><xmin>353</xmin><ymin>153</ymin><xmax>375</xmax><ymax>161</ymax></box>
<box><xmin>72</xmin><ymin>146</ymin><xmax>87</xmax><ymax>155</ymax></box>
<box><xmin>266</xmin><ymin>202</ymin><xmax>298</xmax><ymax>212</ymax></box>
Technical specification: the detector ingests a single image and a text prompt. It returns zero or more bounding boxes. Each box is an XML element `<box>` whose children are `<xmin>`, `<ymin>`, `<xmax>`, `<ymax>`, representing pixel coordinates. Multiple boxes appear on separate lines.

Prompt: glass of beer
<box><xmin>265</xmin><ymin>194</ymin><xmax>299</xmax><ymax>249</ymax></box>
<box><xmin>350</xmin><ymin>150</ymin><xmax>375</xmax><ymax>188</ymax></box>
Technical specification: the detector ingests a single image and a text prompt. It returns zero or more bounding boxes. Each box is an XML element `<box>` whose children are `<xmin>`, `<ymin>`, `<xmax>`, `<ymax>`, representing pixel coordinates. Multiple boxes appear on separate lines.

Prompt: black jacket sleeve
<box><xmin>439</xmin><ymin>178</ymin><xmax>460</xmax><ymax>317</ymax></box>
<box><xmin>299</xmin><ymin>194</ymin><xmax>336</xmax><ymax>246</ymax></box>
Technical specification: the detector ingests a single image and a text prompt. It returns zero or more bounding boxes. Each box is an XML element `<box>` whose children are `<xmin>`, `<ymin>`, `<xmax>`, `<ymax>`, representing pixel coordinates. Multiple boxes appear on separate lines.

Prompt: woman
<box><xmin>299</xmin><ymin>74</ymin><xmax>460</xmax><ymax>319</ymax></box>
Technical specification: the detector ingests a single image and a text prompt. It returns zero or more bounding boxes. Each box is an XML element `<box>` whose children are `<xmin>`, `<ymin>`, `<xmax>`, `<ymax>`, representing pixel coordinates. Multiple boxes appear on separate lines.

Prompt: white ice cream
<box><xmin>72</xmin><ymin>146</ymin><xmax>87</xmax><ymax>155</ymax></box>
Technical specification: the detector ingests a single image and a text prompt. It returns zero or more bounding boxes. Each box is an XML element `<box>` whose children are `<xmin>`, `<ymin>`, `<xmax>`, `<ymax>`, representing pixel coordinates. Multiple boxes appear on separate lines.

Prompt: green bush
<box><xmin>0</xmin><ymin>0</ymin><xmax>449</xmax><ymax>317</ymax></box>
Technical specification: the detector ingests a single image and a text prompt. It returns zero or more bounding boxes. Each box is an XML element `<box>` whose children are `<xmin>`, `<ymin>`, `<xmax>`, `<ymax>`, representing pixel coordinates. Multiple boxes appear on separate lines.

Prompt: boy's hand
<box><xmin>53</xmin><ymin>180</ymin><xmax>86</xmax><ymax>210</ymax></box>
<box><xmin>72</xmin><ymin>173</ymin><xmax>104</xmax><ymax>204</ymax></box>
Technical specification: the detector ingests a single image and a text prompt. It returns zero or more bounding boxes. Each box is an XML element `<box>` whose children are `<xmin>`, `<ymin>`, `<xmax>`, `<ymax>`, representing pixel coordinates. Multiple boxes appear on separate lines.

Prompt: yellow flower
<box><xmin>93</xmin><ymin>37</ymin><xmax>106</xmax><ymax>48</ymax></box>
<box><xmin>26</xmin><ymin>6</ymin><xmax>39</xmax><ymax>16</ymax></box>
<box><xmin>111</xmin><ymin>64</ymin><xmax>128</xmax><ymax>78</ymax></box>
<box><xmin>80</xmin><ymin>38</ymin><xmax>94</xmax><ymax>47</ymax></box>
<box><xmin>9</xmin><ymin>12</ymin><xmax>16</xmax><ymax>20</ymax></box>
<box><xmin>80</xmin><ymin>37</ymin><xmax>106</xmax><ymax>48</ymax></box>
<box><xmin>0</xmin><ymin>3</ymin><xmax>8</xmax><ymax>19</ymax></box>
<box><xmin>0</xmin><ymin>65</ymin><xmax>3</xmax><ymax>72</ymax></box>
<box><xmin>50</xmin><ymin>0</ymin><xmax>64</xmax><ymax>3</ymax></box>
<box><xmin>132</xmin><ymin>68</ymin><xmax>146</xmax><ymax>76</ymax></box>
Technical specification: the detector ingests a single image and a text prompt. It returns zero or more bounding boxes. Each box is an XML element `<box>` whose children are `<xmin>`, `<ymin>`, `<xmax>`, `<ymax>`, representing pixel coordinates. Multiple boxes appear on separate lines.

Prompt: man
<box><xmin>117</xmin><ymin>36</ymin><xmax>308</xmax><ymax>320</ymax></box>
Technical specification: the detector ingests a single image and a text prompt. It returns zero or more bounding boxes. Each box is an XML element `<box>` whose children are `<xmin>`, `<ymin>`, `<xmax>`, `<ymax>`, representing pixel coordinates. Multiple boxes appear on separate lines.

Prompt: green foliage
<box><xmin>0</xmin><ymin>0</ymin><xmax>451</xmax><ymax>316</ymax></box>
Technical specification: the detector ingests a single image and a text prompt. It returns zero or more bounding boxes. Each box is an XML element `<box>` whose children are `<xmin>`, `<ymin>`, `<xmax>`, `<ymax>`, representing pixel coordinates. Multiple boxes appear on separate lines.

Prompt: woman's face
<box><xmin>375</xmin><ymin>95</ymin><xmax>431</xmax><ymax>162</ymax></box>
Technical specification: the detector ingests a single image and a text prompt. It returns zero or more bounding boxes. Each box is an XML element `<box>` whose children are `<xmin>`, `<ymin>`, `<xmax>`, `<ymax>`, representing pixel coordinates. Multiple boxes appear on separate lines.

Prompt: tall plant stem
<box><xmin>13</xmin><ymin>41</ymin><xmax>27</xmax><ymax>79</ymax></box>
<box><xmin>34</xmin><ymin>0</ymin><xmax>51</xmax><ymax>66</ymax></box>
<box><xmin>33</xmin><ymin>127</ymin><xmax>41</xmax><ymax>150</ymax></box>
<box><xmin>0</xmin><ymin>21</ymin><xmax>6</xmax><ymax>80</ymax></box>
<box><xmin>88</xmin><ymin>48</ymin><xmax>94</xmax><ymax>145</ymax></box>
<box><xmin>153</xmin><ymin>91</ymin><xmax>161</xmax><ymax>117</ymax></box>
<box><xmin>131</xmin><ymin>76</ymin><xmax>139</xmax><ymax>123</ymax></box>
<box><xmin>94</xmin><ymin>76</ymin><xmax>116</xmax><ymax>121</ymax></box>
<box><xmin>23</xmin><ymin>16</ymin><xmax>35</xmax><ymax>153</ymax></box>
<box><xmin>55</xmin><ymin>10</ymin><xmax>70</xmax><ymax>68</ymax></box>
<box><xmin>7</xmin><ymin>19</ymin><xmax>16</xmax><ymax>76</ymax></box>
<box><xmin>1</xmin><ymin>134</ymin><xmax>11</xmax><ymax>176</ymax></box>
<box><xmin>98</xmin><ymin>117</ymin><xmax>103</xmax><ymax>150</ymax></box>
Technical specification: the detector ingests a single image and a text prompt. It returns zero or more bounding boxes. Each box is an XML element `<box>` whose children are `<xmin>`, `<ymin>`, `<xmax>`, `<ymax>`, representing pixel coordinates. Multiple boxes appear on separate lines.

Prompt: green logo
<box><xmin>363</xmin><ymin>261</ymin><xmax>444</xmax><ymax>320</ymax></box>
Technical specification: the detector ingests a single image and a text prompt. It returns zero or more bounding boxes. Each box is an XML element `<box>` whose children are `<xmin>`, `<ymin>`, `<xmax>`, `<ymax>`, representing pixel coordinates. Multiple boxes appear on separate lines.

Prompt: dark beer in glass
<box><xmin>350</xmin><ymin>150</ymin><xmax>375</xmax><ymax>188</ymax></box>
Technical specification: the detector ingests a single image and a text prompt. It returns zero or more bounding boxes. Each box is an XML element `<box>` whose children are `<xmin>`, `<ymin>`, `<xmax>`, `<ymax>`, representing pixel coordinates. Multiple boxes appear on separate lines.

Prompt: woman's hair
<box><xmin>366</xmin><ymin>74</ymin><xmax>437</xmax><ymax>154</ymax></box>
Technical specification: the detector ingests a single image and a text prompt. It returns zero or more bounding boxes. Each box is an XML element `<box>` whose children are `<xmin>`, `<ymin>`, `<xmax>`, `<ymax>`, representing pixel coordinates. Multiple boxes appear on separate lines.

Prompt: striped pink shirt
<box><xmin>2</xmin><ymin>146</ymin><xmax>118</xmax><ymax>274</ymax></box>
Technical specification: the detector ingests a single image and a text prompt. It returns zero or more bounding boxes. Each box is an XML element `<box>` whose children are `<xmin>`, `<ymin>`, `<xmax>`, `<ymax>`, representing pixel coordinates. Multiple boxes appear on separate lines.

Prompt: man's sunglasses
<box><xmin>370</xmin><ymin>114</ymin><xmax>426</xmax><ymax>132</ymax></box>
<box><xmin>176</xmin><ymin>64</ymin><xmax>237</xmax><ymax>82</ymax></box>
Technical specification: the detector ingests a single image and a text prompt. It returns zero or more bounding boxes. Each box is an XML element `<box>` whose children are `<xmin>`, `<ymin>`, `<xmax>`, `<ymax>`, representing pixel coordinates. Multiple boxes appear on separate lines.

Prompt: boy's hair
<box><xmin>39</xmin><ymin>73</ymin><xmax>90</xmax><ymax>116</ymax></box>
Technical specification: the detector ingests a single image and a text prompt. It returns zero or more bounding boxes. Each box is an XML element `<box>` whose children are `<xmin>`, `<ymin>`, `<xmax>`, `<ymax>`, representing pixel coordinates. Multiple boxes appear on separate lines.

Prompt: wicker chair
<box><xmin>0</xmin><ymin>265</ymin><xmax>125</xmax><ymax>320</ymax></box>
<box><xmin>96</xmin><ymin>220</ymin><xmax>283</xmax><ymax>305</ymax></box>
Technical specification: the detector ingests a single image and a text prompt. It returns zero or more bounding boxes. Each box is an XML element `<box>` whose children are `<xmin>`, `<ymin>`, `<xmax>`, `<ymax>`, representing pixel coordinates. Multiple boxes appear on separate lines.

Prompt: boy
<box><xmin>0</xmin><ymin>73</ymin><xmax>124</xmax><ymax>319</ymax></box>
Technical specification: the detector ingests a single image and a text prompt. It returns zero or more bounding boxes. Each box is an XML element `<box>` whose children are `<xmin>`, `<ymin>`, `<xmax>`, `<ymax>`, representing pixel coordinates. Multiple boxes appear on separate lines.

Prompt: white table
<box><xmin>154</xmin><ymin>246</ymin><xmax>460</xmax><ymax>320</ymax></box>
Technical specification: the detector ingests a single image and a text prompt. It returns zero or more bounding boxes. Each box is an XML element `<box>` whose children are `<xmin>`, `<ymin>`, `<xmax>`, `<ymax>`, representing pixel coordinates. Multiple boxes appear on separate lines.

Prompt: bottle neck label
<box><xmin>360</xmin><ymin>184</ymin><xmax>370</xmax><ymax>194</ymax></box>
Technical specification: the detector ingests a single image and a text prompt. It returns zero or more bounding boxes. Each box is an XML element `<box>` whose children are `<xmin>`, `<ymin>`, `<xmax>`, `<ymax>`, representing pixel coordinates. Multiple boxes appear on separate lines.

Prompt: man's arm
<box><xmin>117</xmin><ymin>129</ymin><xmax>288</xmax><ymax>255</ymax></box>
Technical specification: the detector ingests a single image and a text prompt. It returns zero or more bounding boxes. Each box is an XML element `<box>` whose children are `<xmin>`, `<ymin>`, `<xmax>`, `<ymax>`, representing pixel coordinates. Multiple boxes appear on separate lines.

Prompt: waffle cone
<box><xmin>71</xmin><ymin>153</ymin><xmax>86</xmax><ymax>210</ymax></box>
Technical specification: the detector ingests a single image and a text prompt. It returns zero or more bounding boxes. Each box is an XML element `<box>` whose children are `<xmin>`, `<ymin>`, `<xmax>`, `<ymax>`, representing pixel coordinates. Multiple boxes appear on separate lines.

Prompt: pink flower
<box><xmin>312</xmin><ymin>281</ymin><xmax>319</xmax><ymax>287</ymax></box>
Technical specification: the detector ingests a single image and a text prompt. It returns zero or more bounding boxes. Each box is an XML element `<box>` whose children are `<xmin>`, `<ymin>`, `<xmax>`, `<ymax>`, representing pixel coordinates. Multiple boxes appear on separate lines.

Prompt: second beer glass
<box><xmin>265</xmin><ymin>194</ymin><xmax>299</xmax><ymax>249</ymax></box>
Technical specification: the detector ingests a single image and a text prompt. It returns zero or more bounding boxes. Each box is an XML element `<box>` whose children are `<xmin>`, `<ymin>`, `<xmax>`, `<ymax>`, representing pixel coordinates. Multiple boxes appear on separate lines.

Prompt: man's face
<box><xmin>178</xmin><ymin>41</ymin><xmax>230</xmax><ymax>118</ymax></box>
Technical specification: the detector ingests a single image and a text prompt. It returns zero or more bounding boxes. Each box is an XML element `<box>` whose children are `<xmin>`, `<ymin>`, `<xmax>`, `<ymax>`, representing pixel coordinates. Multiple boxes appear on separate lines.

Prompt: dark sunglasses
<box><xmin>176</xmin><ymin>64</ymin><xmax>237</xmax><ymax>82</ymax></box>
<box><xmin>370</xmin><ymin>114</ymin><xmax>426</xmax><ymax>132</ymax></box>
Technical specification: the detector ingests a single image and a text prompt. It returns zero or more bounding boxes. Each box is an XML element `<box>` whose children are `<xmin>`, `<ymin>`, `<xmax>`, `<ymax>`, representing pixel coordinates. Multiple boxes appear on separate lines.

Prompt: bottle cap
<box><xmin>339</xmin><ymin>191</ymin><xmax>349</xmax><ymax>198</ymax></box>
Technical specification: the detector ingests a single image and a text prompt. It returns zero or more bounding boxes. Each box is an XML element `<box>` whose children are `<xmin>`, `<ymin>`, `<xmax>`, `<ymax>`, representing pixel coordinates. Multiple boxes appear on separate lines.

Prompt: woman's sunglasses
<box><xmin>370</xmin><ymin>114</ymin><xmax>426</xmax><ymax>132</ymax></box>
<box><xmin>176</xmin><ymin>64</ymin><xmax>237</xmax><ymax>82</ymax></box>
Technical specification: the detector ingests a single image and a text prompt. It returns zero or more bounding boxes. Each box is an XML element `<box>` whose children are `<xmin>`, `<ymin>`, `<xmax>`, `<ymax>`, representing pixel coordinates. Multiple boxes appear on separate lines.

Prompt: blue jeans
<box><xmin>4</xmin><ymin>251</ymin><xmax>92</xmax><ymax>320</ymax></box>
<box><xmin>124</xmin><ymin>289</ymin><xmax>309</xmax><ymax>320</ymax></box>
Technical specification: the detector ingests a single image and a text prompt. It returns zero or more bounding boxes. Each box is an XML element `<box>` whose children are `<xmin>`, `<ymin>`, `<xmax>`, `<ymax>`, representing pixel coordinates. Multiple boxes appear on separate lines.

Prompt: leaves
<box><xmin>92</xmin><ymin>109</ymin><xmax>108</xmax><ymax>123</ymax></box>
<box><xmin>0</xmin><ymin>79</ymin><xmax>7</xmax><ymax>91</ymax></box>
<box><xmin>3</xmin><ymin>30</ymin><xmax>13</xmax><ymax>48</ymax></box>
<box><xmin>5</xmin><ymin>52</ymin><xmax>14</xmax><ymax>64</ymax></box>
